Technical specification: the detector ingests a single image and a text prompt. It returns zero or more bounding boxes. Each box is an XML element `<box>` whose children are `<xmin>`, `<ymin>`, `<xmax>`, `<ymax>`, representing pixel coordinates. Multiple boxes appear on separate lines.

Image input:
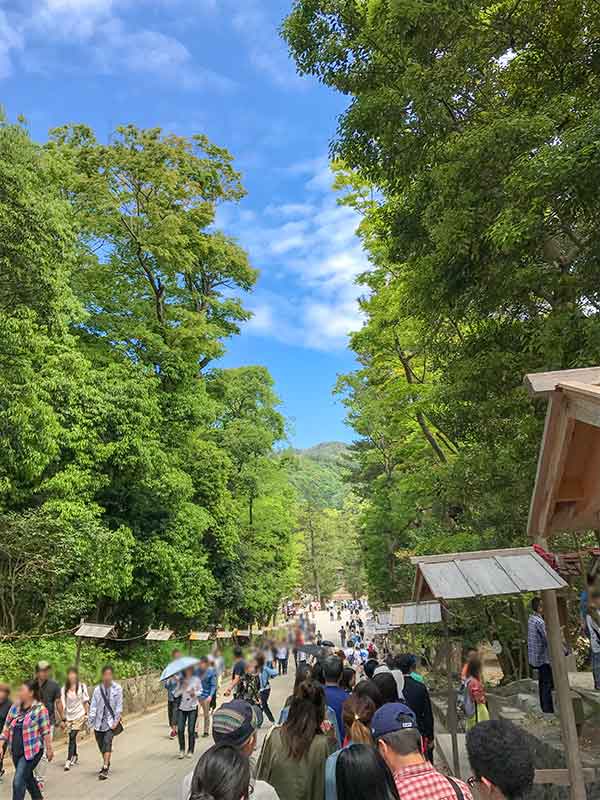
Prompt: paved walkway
<box><xmin>22</xmin><ymin>609</ymin><xmax>341</xmax><ymax>800</ymax></box>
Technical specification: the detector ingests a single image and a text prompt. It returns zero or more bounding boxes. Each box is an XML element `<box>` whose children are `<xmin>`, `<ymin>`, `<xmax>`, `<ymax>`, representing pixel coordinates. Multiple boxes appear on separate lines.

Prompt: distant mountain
<box><xmin>285</xmin><ymin>441</ymin><xmax>350</xmax><ymax>510</ymax></box>
<box><xmin>299</xmin><ymin>441</ymin><xmax>350</xmax><ymax>465</ymax></box>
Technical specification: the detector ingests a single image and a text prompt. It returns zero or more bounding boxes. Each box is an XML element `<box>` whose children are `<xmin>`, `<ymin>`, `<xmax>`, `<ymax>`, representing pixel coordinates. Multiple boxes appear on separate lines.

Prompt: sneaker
<box><xmin>71</xmin><ymin>755</ymin><xmax>79</xmax><ymax>766</ymax></box>
<box><xmin>186</xmin><ymin>752</ymin><xmax>193</xmax><ymax>759</ymax></box>
<box><xmin>178</xmin><ymin>751</ymin><xmax>185</xmax><ymax>760</ymax></box>
<box><xmin>64</xmin><ymin>760</ymin><xmax>71</xmax><ymax>772</ymax></box>
<box><xmin>99</xmin><ymin>768</ymin><xmax>109</xmax><ymax>781</ymax></box>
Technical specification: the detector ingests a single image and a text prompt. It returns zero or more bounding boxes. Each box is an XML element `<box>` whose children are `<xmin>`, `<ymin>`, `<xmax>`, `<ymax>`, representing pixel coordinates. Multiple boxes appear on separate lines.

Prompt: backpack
<box><xmin>462</xmin><ymin>677</ymin><xmax>477</xmax><ymax>719</ymax></box>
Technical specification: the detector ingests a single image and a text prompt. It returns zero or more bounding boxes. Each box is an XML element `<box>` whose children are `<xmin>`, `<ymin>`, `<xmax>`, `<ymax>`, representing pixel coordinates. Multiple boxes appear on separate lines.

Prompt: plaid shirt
<box><xmin>0</xmin><ymin>702</ymin><xmax>51</xmax><ymax>761</ymax></box>
<box><xmin>393</xmin><ymin>763</ymin><xmax>473</xmax><ymax>800</ymax></box>
<box><xmin>528</xmin><ymin>613</ymin><xmax>549</xmax><ymax>667</ymax></box>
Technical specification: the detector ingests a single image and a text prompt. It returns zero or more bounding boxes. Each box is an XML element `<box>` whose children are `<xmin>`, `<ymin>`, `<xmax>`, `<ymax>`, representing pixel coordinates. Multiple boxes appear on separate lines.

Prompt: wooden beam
<box><xmin>534</xmin><ymin>769</ymin><xmax>599</xmax><ymax>786</ymax></box>
<box><xmin>410</xmin><ymin>546</ymin><xmax>534</xmax><ymax>565</ymax></box>
<box><xmin>527</xmin><ymin>393</ymin><xmax>574</xmax><ymax>538</ymax></box>
<box><xmin>524</xmin><ymin>367</ymin><xmax>600</xmax><ymax>398</ymax></box>
<box><xmin>541</xmin><ymin>586</ymin><xmax>586</xmax><ymax>800</ymax></box>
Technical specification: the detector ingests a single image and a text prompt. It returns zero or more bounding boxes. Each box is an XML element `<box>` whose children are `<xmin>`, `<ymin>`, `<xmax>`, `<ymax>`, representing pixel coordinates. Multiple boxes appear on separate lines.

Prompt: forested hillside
<box><xmin>0</xmin><ymin>118</ymin><xmax>299</xmax><ymax>638</ymax></box>
<box><xmin>284</xmin><ymin>442</ymin><xmax>366</xmax><ymax>601</ymax></box>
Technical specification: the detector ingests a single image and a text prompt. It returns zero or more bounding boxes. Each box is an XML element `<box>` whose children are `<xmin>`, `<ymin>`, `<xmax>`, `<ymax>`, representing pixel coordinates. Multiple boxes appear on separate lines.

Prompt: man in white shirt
<box><xmin>178</xmin><ymin>700</ymin><xmax>279</xmax><ymax>800</ymax></box>
<box><xmin>88</xmin><ymin>666</ymin><xmax>123</xmax><ymax>781</ymax></box>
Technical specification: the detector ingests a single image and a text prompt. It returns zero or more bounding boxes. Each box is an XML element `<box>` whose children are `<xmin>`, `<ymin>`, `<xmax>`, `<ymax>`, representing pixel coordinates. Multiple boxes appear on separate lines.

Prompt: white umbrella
<box><xmin>159</xmin><ymin>656</ymin><xmax>200</xmax><ymax>682</ymax></box>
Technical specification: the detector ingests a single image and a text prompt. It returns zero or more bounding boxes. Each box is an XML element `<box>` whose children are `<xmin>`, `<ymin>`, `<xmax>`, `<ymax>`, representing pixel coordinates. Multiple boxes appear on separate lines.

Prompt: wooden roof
<box><xmin>189</xmin><ymin>631</ymin><xmax>211</xmax><ymax>641</ymax></box>
<box><xmin>390</xmin><ymin>601</ymin><xmax>442</xmax><ymax>626</ymax></box>
<box><xmin>146</xmin><ymin>629</ymin><xmax>174</xmax><ymax>641</ymax></box>
<box><xmin>525</xmin><ymin>368</ymin><xmax>600</xmax><ymax>537</ymax></box>
<box><xmin>74</xmin><ymin>622</ymin><xmax>115</xmax><ymax>639</ymax></box>
<box><xmin>411</xmin><ymin>547</ymin><xmax>567</xmax><ymax>602</ymax></box>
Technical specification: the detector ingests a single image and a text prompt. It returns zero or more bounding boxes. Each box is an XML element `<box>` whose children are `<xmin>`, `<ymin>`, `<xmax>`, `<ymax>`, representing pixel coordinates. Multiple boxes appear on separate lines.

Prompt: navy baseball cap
<box><xmin>371</xmin><ymin>703</ymin><xmax>419</xmax><ymax>740</ymax></box>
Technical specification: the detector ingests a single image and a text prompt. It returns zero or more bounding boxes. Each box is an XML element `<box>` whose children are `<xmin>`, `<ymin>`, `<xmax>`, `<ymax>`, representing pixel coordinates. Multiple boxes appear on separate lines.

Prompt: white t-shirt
<box><xmin>61</xmin><ymin>684</ymin><xmax>89</xmax><ymax>722</ymax></box>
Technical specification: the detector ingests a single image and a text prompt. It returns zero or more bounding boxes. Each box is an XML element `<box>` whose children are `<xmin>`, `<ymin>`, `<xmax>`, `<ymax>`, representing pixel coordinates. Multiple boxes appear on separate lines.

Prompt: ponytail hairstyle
<box><xmin>342</xmin><ymin>694</ymin><xmax>376</xmax><ymax>745</ymax></box>
<box><xmin>189</xmin><ymin>743</ymin><xmax>250</xmax><ymax>800</ymax></box>
<box><xmin>282</xmin><ymin>680</ymin><xmax>326</xmax><ymax>760</ymax></box>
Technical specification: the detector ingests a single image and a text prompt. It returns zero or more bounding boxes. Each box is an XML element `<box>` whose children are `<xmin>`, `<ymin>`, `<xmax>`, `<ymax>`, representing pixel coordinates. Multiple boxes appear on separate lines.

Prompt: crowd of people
<box><xmin>0</xmin><ymin>603</ymin><xmax>540</xmax><ymax>800</ymax></box>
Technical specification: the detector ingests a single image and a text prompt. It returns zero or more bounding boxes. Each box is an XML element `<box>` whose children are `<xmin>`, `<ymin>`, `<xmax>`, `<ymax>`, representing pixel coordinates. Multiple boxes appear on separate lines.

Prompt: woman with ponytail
<box><xmin>258</xmin><ymin>680</ymin><xmax>335</xmax><ymax>800</ymax></box>
<box><xmin>342</xmin><ymin>694</ymin><xmax>376</xmax><ymax>746</ymax></box>
<box><xmin>189</xmin><ymin>743</ymin><xmax>250</xmax><ymax>800</ymax></box>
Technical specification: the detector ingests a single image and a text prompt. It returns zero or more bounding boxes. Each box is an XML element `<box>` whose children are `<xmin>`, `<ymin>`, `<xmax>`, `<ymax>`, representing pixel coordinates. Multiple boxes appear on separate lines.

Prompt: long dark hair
<box><xmin>64</xmin><ymin>667</ymin><xmax>80</xmax><ymax>698</ymax></box>
<box><xmin>190</xmin><ymin>743</ymin><xmax>250</xmax><ymax>800</ymax></box>
<box><xmin>335</xmin><ymin>744</ymin><xmax>400</xmax><ymax>800</ymax></box>
<box><xmin>353</xmin><ymin>678</ymin><xmax>383</xmax><ymax>709</ymax></box>
<box><xmin>466</xmin><ymin>657</ymin><xmax>482</xmax><ymax>681</ymax></box>
<box><xmin>293</xmin><ymin>662</ymin><xmax>312</xmax><ymax>693</ymax></box>
<box><xmin>282</xmin><ymin>680</ymin><xmax>326</xmax><ymax>760</ymax></box>
<box><xmin>373</xmin><ymin>673</ymin><xmax>399</xmax><ymax>705</ymax></box>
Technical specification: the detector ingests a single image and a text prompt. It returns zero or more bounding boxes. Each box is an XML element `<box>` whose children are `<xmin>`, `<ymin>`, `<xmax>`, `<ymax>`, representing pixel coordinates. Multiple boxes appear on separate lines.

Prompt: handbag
<box><xmin>99</xmin><ymin>687</ymin><xmax>124</xmax><ymax>736</ymax></box>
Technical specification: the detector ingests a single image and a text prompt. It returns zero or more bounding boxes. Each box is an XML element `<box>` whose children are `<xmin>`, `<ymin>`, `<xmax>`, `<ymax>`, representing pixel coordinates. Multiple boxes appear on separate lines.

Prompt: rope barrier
<box><xmin>0</xmin><ymin>625</ymin><xmax>79</xmax><ymax>643</ymax></box>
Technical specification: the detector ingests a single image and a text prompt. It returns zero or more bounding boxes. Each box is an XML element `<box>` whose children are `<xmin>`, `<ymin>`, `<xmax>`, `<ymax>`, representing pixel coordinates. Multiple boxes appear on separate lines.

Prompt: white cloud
<box><xmin>0</xmin><ymin>11</ymin><xmax>23</xmax><ymax>79</ymax></box>
<box><xmin>5</xmin><ymin>0</ymin><xmax>236</xmax><ymax>89</ymax></box>
<box><xmin>229</xmin><ymin>0</ymin><xmax>304</xmax><ymax>89</ymax></box>
<box><xmin>219</xmin><ymin>159</ymin><xmax>368</xmax><ymax>351</ymax></box>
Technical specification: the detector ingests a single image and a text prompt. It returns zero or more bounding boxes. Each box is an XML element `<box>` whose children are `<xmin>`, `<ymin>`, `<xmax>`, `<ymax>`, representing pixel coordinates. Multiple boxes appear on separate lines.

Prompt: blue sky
<box><xmin>0</xmin><ymin>0</ymin><xmax>367</xmax><ymax>447</ymax></box>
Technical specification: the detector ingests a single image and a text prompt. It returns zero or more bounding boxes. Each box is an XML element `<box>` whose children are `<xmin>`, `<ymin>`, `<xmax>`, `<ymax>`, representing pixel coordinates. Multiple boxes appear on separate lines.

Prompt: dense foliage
<box><xmin>283</xmin><ymin>0</ymin><xmax>600</xmax><ymax>675</ymax></box>
<box><xmin>285</xmin><ymin>443</ymin><xmax>367</xmax><ymax>601</ymax></box>
<box><xmin>0</xmin><ymin>118</ymin><xmax>300</xmax><ymax>639</ymax></box>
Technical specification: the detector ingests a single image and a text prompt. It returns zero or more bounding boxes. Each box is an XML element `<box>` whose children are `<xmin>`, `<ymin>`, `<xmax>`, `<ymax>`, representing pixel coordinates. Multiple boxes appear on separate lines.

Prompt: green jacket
<box><xmin>257</xmin><ymin>726</ymin><xmax>334</xmax><ymax>800</ymax></box>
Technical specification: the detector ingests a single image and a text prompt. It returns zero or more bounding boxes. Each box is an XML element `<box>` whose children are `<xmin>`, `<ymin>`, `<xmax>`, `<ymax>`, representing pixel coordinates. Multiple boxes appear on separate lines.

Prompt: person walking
<box><xmin>341</xmin><ymin>694</ymin><xmax>376</xmax><ymax>745</ymax></box>
<box><xmin>585</xmin><ymin>589</ymin><xmax>600</xmax><ymax>689</ymax></box>
<box><xmin>187</xmin><ymin>743</ymin><xmax>251</xmax><ymax>800</ymax></box>
<box><xmin>396</xmin><ymin>654</ymin><xmax>434</xmax><ymax>761</ymax></box>
<box><xmin>173</xmin><ymin>666</ymin><xmax>202</xmax><ymax>759</ymax></box>
<box><xmin>464</xmin><ymin>658</ymin><xmax>489</xmax><ymax>731</ymax></box>
<box><xmin>60</xmin><ymin>667</ymin><xmax>89</xmax><ymax>771</ymax></box>
<box><xmin>0</xmin><ymin>679</ymin><xmax>54</xmax><ymax>800</ymax></box>
<box><xmin>0</xmin><ymin>682</ymin><xmax>11</xmax><ymax>780</ymax></box>
<box><xmin>32</xmin><ymin>661</ymin><xmax>60</xmax><ymax>793</ymax></box>
<box><xmin>276</xmin><ymin>642</ymin><xmax>289</xmax><ymax>675</ymax></box>
<box><xmin>257</xmin><ymin>653</ymin><xmax>278</xmax><ymax>724</ymax></box>
<box><xmin>211</xmin><ymin>648</ymin><xmax>225</xmax><ymax>712</ymax></box>
<box><xmin>225</xmin><ymin>647</ymin><xmax>247</xmax><ymax>697</ymax></box>
<box><xmin>339</xmin><ymin>627</ymin><xmax>346</xmax><ymax>648</ymax></box>
<box><xmin>323</xmin><ymin>655</ymin><xmax>347</xmax><ymax>741</ymax></box>
<box><xmin>327</xmin><ymin>743</ymin><xmax>400</xmax><ymax>800</ymax></box>
<box><xmin>372</xmin><ymin>703</ymin><xmax>472</xmax><ymax>800</ymax></box>
<box><xmin>178</xmin><ymin>700</ymin><xmax>280</xmax><ymax>800</ymax></box>
<box><xmin>527</xmin><ymin>597</ymin><xmax>554</xmax><ymax>713</ymax></box>
<box><xmin>165</xmin><ymin>648</ymin><xmax>183</xmax><ymax>738</ymax></box>
<box><xmin>88</xmin><ymin>665</ymin><xmax>123</xmax><ymax>781</ymax></box>
<box><xmin>257</xmin><ymin>681</ymin><xmax>335</xmax><ymax>800</ymax></box>
<box><xmin>195</xmin><ymin>656</ymin><xmax>217</xmax><ymax>738</ymax></box>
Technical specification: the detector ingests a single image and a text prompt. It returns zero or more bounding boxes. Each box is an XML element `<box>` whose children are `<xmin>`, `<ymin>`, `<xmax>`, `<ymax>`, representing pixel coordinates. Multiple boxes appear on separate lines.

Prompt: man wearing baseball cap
<box><xmin>372</xmin><ymin>703</ymin><xmax>472</xmax><ymax>800</ymax></box>
<box><xmin>178</xmin><ymin>700</ymin><xmax>279</xmax><ymax>800</ymax></box>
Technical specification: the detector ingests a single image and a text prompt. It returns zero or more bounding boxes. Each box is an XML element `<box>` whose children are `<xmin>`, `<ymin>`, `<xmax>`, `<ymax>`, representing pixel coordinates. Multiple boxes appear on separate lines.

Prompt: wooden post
<box><xmin>541</xmin><ymin>587</ymin><xmax>586</xmax><ymax>800</ymax></box>
<box><xmin>443</xmin><ymin>613</ymin><xmax>460</xmax><ymax>777</ymax></box>
<box><xmin>74</xmin><ymin>616</ymin><xmax>85</xmax><ymax>671</ymax></box>
<box><xmin>75</xmin><ymin>637</ymin><xmax>82</xmax><ymax>671</ymax></box>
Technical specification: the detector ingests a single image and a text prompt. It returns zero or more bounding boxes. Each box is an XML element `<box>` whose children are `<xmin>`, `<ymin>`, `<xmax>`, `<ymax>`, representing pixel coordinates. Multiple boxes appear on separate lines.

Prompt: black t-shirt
<box><xmin>0</xmin><ymin>698</ymin><xmax>11</xmax><ymax>731</ymax></box>
<box><xmin>39</xmin><ymin>679</ymin><xmax>61</xmax><ymax>725</ymax></box>
<box><xmin>232</xmin><ymin>660</ymin><xmax>246</xmax><ymax>679</ymax></box>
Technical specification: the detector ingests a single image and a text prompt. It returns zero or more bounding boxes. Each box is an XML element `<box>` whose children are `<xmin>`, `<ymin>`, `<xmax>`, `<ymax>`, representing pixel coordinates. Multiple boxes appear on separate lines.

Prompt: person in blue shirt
<box><xmin>323</xmin><ymin>655</ymin><xmax>347</xmax><ymax>740</ymax></box>
<box><xmin>194</xmin><ymin>656</ymin><xmax>217</xmax><ymax>737</ymax></box>
<box><xmin>256</xmin><ymin>653</ymin><xmax>278</xmax><ymax>723</ymax></box>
